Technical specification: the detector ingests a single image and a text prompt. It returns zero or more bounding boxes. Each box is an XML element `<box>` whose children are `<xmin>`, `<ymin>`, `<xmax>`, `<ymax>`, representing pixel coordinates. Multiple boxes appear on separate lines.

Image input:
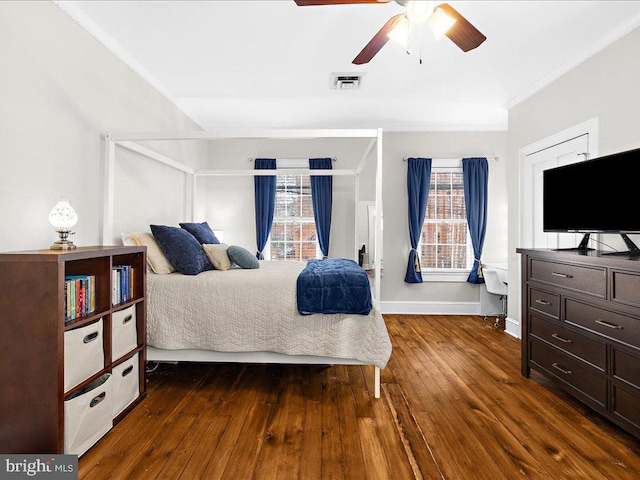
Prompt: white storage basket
<box><xmin>64</xmin><ymin>373</ymin><xmax>113</xmax><ymax>456</ymax></box>
<box><xmin>112</xmin><ymin>353</ymin><xmax>140</xmax><ymax>418</ymax></box>
<box><xmin>64</xmin><ymin>319</ymin><xmax>104</xmax><ymax>392</ymax></box>
<box><xmin>111</xmin><ymin>305</ymin><xmax>137</xmax><ymax>360</ymax></box>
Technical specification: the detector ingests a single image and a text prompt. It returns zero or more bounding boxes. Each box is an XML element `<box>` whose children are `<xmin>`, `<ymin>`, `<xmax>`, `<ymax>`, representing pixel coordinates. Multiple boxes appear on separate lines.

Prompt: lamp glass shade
<box><xmin>388</xmin><ymin>16</ymin><xmax>411</xmax><ymax>47</ymax></box>
<box><xmin>428</xmin><ymin>7</ymin><xmax>456</xmax><ymax>40</ymax></box>
<box><xmin>406</xmin><ymin>1</ymin><xmax>433</xmax><ymax>25</ymax></box>
<box><xmin>49</xmin><ymin>200</ymin><xmax>78</xmax><ymax>232</ymax></box>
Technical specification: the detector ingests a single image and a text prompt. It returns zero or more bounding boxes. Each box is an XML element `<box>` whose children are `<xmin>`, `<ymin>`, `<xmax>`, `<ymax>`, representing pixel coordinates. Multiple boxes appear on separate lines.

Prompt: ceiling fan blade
<box><xmin>352</xmin><ymin>14</ymin><xmax>404</xmax><ymax>65</ymax></box>
<box><xmin>294</xmin><ymin>0</ymin><xmax>390</xmax><ymax>5</ymax></box>
<box><xmin>437</xmin><ymin>3</ymin><xmax>486</xmax><ymax>52</ymax></box>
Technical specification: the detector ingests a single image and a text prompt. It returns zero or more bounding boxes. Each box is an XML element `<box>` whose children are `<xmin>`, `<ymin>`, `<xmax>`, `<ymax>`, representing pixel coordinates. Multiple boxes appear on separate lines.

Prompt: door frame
<box><xmin>511</xmin><ymin>117</ymin><xmax>599</xmax><ymax>339</ymax></box>
<box><xmin>518</xmin><ymin>117</ymin><xmax>599</xmax><ymax>250</ymax></box>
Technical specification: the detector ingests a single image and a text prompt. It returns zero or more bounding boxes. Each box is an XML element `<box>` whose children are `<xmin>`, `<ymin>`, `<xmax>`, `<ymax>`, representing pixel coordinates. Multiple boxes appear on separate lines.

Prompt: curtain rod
<box><xmin>248</xmin><ymin>157</ymin><xmax>337</xmax><ymax>162</ymax></box>
<box><xmin>402</xmin><ymin>156</ymin><xmax>499</xmax><ymax>161</ymax></box>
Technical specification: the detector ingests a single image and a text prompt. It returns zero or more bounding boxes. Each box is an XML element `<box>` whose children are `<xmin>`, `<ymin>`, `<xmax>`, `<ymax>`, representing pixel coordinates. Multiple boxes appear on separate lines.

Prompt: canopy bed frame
<box><xmin>102</xmin><ymin>129</ymin><xmax>385</xmax><ymax>397</ymax></box>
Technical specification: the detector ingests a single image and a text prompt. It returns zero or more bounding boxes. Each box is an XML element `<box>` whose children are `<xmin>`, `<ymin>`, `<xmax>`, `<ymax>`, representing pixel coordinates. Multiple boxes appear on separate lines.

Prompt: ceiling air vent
<box><xmin>330</xmin><ymin>73</ymin><xmax>365</xmax><ymax>90</ymax></box>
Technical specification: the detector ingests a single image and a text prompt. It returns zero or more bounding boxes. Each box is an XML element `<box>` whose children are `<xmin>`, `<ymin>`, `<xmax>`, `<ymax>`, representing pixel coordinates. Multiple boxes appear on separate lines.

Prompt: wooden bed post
<box><xmin>374</xmin><ymin>366</ymin><xmax>381</xmax><ymax>398</ymax></box>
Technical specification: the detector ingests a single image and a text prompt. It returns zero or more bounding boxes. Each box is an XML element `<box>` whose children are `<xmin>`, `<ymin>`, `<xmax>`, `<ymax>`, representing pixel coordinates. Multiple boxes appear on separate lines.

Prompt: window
<box><xmin>269</xmin><ymin>174</ymin><xmax>320</xmax><ymax>261</ymax></box>
<box><xmin>420</xmin><ymin>162</ymin><xmax>473</xmax><ymax>275</ymax></box>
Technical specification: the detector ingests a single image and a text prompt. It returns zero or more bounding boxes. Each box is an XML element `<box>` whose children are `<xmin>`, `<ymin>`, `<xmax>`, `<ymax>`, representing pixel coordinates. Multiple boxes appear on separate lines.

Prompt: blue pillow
<box><xmin>150</xmin><ymin>225</ymin><xmax>213</xmax><ymax>275</ymax></box>
<box><xmin>227</xmin><ymin>245</ymin><xmax>260</xmax><ymax>269</ymax></box>
<box><xmin>179</xmin><ymin>221</ymin><xmax>220</xmax><ymax>245</ymax></box>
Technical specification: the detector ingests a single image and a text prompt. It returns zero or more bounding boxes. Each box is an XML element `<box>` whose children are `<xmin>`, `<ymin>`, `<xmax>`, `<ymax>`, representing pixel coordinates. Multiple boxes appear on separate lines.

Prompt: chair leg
<box><xmin>493</xmin><ymin>295</ymin><xmax>507</xmax><ymax>328</ymax></box>
<box><xmin>485</xmin><ymin>295</ymin><xmax>507</xmax><ymax>328</ymax></box>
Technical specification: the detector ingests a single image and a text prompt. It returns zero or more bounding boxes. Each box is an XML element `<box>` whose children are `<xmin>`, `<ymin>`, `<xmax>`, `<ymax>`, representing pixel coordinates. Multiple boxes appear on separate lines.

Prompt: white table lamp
<box><xmin>49</xmin><ymin>200</ymin><xmax>77</xmax><ymax>250</ymax></box>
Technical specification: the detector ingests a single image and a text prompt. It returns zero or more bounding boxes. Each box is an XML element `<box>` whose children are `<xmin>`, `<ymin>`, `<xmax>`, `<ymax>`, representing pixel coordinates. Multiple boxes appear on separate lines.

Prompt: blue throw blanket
<box><xmin>297</xmin><ymin>258</ymin><xmax>372</xmax><ymax>315</ymax></box>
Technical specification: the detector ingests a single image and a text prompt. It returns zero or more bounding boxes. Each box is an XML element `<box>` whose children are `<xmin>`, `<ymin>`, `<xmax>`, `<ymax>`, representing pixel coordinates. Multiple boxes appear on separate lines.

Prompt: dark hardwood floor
<box><xmin>79</xmin><ymin>315</ymin><xmax>640</xmax><ymax>479</ymax></box>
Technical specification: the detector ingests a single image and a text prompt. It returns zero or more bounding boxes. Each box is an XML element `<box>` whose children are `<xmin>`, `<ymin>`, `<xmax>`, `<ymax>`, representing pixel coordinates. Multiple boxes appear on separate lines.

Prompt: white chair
<box><xmin>483</xmin><ymin>268</ymin><xmax>508</xmax><ymax>329</ymax></box>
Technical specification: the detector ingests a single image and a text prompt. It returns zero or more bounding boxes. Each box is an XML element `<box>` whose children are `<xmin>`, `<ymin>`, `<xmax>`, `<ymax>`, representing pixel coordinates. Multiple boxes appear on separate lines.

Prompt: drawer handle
<box><xmin>551</xmin><ymin>333</ymin><xmax>573</xmax><ymax>344</ymax></box>
<box><xmin>551</xmin><ymin>272</ymin><xmax>573</xmax><ymax>279</ymax></box>
<box><xmin>535</xmin><ymin>299</ymin><xmax>551</xmax><ymax>306</ymax></box>
<box><xmin>122</xmin><ymin>314</ymin><xmax>133</xmax><ymax>325</ymax></box>
<box><xmin>552</xmin><ymin>363</ymin><xmax>572</xmax><ymax>375</ymax></box>
<box><xmin>83</xmin><ymin>332</ymin><xmax>99</xmax><ymax>343</ymax></box>
<box><xmin>122</xmin><ymin>365</ymin><xmax>134</xmax><ymax>377</ymax></box>
<box><xmin>89</xmin><ymin>392</ymin><xmax>106</xmax><ymax>408</ymax></box>
<box><xmin>595</xmin><ymin>319</ymin><xmax>623</xmax><ymax>330</ymax></box>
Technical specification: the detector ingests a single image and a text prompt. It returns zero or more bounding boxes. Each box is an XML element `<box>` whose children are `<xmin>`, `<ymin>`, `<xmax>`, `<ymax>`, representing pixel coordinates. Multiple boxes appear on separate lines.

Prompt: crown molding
<box><xmin>52</xmin><ymin>1</ymin><xmax>207</xmax><ymax>129</ymax></box>
<box><xmin>504</xmin><ymin>11</ymin><xmax>640</xmax><ymax>110</ymax></box>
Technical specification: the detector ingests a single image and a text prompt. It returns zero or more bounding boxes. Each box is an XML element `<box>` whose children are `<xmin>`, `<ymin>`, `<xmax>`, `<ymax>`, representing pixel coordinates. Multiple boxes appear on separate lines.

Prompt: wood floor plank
<box><xmin>297</xmin><ymin>365</ymin><xmax>324</xmax><ymax>480</ymax></box>
<box><xmin>204</xmin><ymin>366</ymin><xmax>282</xmax><ymax>480</ymax></box>
<box><xmin>335</xmin><ymin>381</ymin><xmax>369</xmax><ymax>480</ymax></box>
<box><xmin>320</xmin><ymin>366</ymin><xmax>346</xmax><ymax>480</ymax></box>
<box><xmin>78</xmin><ymin>315</ymin><xmax>640</xmax><ymax>480</ymax></box>
<box><xmin>383</xmin><ymin>383</ymin><xmax>443</xmax><ymax>480</ymax></box>
<box><xmin>253</xmin><ymin>367</ymin><xmax>305</xmax><ymax>480</ymax></box>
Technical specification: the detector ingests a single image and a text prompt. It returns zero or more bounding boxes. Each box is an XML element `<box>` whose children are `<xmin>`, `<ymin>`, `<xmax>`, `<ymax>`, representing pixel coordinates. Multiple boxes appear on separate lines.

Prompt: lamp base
<box><xmin>50</xmin><ymin>240</ymin><xmax>76</xmax><ymax>250</ymax></box>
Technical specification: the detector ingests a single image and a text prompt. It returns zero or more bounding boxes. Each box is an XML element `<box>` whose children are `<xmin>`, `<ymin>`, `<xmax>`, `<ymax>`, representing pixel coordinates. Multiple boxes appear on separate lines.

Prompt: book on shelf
<box><xmin>64</xmin><ymin>275</ymin><xmax>96</xmax><ymax>322</ymax></box>
<box><xmin>112</xmin><ymin>265</ymin><xmax>136</xmax><ymax>305</ymax></box>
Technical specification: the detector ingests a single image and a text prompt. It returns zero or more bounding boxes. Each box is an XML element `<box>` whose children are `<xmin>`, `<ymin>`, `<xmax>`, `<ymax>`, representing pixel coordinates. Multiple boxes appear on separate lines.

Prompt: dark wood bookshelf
<box><xmin>0</xmin><ymin>245</ymin><xmax>147</xmax><ymax>454</ymax></box>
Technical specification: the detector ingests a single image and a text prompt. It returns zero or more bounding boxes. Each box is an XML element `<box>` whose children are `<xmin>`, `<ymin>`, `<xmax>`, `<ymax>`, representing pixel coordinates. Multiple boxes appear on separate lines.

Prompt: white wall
<box><xmin>507</xmin><ymin>27</ymin><xmax>640</xmax><ymax>334</ymax></box>
<box><xmin>196</xmin><ymin>137</ymin><xmax>377</xmax><ymax>259</ymax></box>
<box><xmin>0</xmin><ymin>2</ymin><xmax>206</xmax><ymax>252</ymax></box>
<box><xmin>378</xmin><ymin>132</ymin><xmax>508</xmax><ymax>311</ymax></box>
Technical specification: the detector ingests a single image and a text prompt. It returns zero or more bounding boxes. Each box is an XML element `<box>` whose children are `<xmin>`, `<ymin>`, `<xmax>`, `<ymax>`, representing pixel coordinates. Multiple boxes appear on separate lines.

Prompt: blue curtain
<box><xmin>254</xmin><ymin>158</ymin><xmax>277</xmax><ymax>260</ymax></box>
<box><xmin>310</xmin><ymin>158</ymin><xmax>333</xmax><ymax>258</ymax></box>
<box><xmin>462</xmin><ymin>157</ymin><xmax>489</xmax><ymax>284</ymax></box>
<box><xmin>405</xmin><ymin>158</ymin><xmax>432</xmax><ymax>283</ymax></box>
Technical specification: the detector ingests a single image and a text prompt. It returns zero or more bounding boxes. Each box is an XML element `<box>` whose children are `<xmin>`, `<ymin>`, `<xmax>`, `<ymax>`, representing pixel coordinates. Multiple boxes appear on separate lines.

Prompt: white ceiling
<box><xmin>58</xmin><ymin>1</ymin><xmax>640</xmax><ymax>131</ymax></box>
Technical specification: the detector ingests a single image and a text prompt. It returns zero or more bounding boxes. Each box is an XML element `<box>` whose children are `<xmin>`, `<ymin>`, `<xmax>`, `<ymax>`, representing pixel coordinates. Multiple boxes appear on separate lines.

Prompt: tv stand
<box><xmin>602</xmin><ymin>233</ymin><xmax>640</xmax><ymax>257</ymax></box>
<box><xmin>555</xmin><ymin>233</ymin><xmax>595</xmax><ymax>252</ymax></box>
<box><xmin>517</xmin><ymin>248</ymin><xmax>640</xmax><ymax>440</ymax></box>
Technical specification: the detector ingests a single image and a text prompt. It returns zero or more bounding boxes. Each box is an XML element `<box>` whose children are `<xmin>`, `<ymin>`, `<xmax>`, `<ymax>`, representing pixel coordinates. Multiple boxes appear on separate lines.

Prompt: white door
<box><xmin>521</xmin><ymin>134</ymin><xmax>590</xmax><ymax>249</ymax></box>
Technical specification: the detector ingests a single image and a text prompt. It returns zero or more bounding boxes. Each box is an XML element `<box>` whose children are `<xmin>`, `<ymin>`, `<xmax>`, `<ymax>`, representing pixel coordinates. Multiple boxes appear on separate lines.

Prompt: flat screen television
<box><xmin>543</xmin><ymin>146</ymin><xmax>640</xmax><ymax>256</ymax></box>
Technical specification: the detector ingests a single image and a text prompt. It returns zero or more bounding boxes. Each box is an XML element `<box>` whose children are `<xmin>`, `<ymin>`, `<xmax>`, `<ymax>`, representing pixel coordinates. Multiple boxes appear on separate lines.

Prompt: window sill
<box><xmin>421</xmin><ymin>270</ymin><xmax>471</xmax><ymax>282</ymax></box>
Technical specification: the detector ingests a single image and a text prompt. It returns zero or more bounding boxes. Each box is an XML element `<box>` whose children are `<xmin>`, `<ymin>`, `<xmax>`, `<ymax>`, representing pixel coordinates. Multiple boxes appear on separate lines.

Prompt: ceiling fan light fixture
<box><xmin>406</xmin><ymin>1</ymin><xmax>433</xmax><ymax>25</ymax></box>
<box><xmin>387</xmin><ymin>15</ymin><xmax>411</xmax><ymax>47</ymax></box>
<box><xmin>428</xmin><ymin>6</ymin><xmax>456</xmax><ymax>40</ymax></box>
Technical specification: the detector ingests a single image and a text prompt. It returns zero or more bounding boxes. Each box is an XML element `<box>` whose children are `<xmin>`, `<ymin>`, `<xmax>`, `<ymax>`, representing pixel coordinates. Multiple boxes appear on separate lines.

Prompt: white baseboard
<box><xmin>380</xmin><ymin>301</ymin><xmax>480</xmax><ymax>315</ymax></box>
<box><xmin>504</xmin><ymin>316</ymin><xmax>521</xmax><ymax>339</ymax></box>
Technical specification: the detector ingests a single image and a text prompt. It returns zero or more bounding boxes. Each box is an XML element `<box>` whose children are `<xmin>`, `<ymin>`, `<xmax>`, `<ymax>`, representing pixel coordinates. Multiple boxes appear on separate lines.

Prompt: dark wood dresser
<box><xmin>517</xmin><ymin>248</ymin><xmax>640</xmax><ymax>438</ymax></box>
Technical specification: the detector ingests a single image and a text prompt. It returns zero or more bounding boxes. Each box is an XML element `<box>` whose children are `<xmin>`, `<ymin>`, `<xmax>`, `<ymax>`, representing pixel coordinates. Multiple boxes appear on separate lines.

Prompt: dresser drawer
<box><xmin>612</xmin><ymin>347</ymin><xmax>640</xmax><ymax>389</ymax></box>
<box><xmin>529</xmin><ymin>288</ymin><xmax>560</xmax><ymax>319</ymax></box>
<box><xmin>529</xmin><ymin>258</ymin><xmax>606</xmax><ymax>298</ymax></box>
<box><xmin>612</xmin><ymin>270</ymin><xmax>640</xmax><ymax>308</ymax></box>
<box><xmin>530</xmin><ymin>314</ymin><xmax>606</xmax><ymax>369</ymax></box>
<box><xmin>565</xmin><ymin>299</ymin><xmax>640</xmax><ymax>349</ymax></box>
<box><xmin>530</xmin><ymin>339</ymin><xmax>606</xmax><ymax>408</ymax></box>
<box><xmin>612</xmin><ymin>383</ymin><xmax>640</xmax><ymax>433</ymax></box>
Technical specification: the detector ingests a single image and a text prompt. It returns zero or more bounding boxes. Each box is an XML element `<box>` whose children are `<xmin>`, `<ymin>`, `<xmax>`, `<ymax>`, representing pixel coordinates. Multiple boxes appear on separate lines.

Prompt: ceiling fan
<box><xmin>294</xmin><ymin>0</ymin><xmax>486</xmax><ymax>64</ymax></box>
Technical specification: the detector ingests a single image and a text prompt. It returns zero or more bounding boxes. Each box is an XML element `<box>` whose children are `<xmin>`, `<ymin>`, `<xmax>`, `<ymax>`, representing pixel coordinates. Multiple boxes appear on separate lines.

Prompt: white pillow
<box><xmin>203</xmin><ymin>243</ymin><xmax>232</xmax><ymax>271</ymax></box>
<box><xmin>125</xmin><ymin>231</ymin><xmax>176</xmax><ymax>275</ymax></box>
<box><xmin>121</xmin><ymin>231</ymin><xmax>138</xmax><ymax>247</ymax></box>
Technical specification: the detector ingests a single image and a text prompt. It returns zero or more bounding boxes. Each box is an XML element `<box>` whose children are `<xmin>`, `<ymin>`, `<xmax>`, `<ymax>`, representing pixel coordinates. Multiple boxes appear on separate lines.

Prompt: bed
<box><xmin>104</xmin><ymin>129</ymin><xmax>388</xmax><ymax>397</ymax></box>
<box><xmin>146</xmin><ymin>260</ymin><xmax>391</xmax><ymax>368</ymax></box>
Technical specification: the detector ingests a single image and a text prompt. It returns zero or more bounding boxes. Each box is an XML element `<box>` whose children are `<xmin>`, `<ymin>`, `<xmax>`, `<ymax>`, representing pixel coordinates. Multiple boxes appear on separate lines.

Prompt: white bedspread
<box><xmin>146</xmin><ymin>260</ymin><xmax>392</xmax><ymax>369</ymax></box>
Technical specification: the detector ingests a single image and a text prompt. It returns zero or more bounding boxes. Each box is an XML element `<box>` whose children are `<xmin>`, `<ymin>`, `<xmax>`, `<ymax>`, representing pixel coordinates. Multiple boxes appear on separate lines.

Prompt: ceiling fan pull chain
<box><xmin>419</xmin><ymin>24</ymin><xmax>423</xmax><ymax>64</ymax></box>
